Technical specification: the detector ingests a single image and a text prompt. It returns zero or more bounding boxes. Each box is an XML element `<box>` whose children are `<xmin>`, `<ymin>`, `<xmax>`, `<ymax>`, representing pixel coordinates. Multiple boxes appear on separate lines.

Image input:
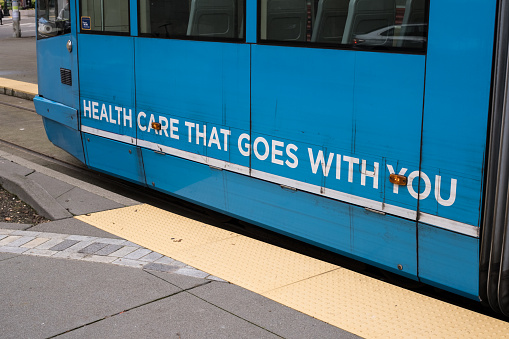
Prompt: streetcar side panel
<box><xmin>417</xmin><ymin>0</ymin><xmax>497</xmax><ymax>296</ymax></box>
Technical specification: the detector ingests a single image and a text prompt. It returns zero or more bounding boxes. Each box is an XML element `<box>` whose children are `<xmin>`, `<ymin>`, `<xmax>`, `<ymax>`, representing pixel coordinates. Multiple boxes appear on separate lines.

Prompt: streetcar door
<box><xmin>75</xmin><ymin>0</ymin><xmax>141</xmax><ymax>182</ymax></box>
<box><xmin>249</xmin><ymin>0</ymin><xmax>428</xmax><ymax>277</ymax></box>
<box><xmin>135</xmin><ymin>0</ymin><xmax>251</xmax><ymax>207</ymax></box>
<box><xmin>37</xmin><ymin>0</ymin><xmax>78</xmax><ymax>109</ymax></box>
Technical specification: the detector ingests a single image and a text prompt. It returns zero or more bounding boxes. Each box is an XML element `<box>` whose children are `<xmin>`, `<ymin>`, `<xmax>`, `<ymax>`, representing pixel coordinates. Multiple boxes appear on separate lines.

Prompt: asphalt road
<box><xmin>0</xmin><ymin>16</ymin><xmax>36</xmax><ymax>39</ymax></box>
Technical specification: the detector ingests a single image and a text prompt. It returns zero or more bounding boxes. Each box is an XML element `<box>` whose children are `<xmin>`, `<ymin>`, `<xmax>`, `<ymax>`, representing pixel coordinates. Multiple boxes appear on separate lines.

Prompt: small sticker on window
<box><xmin>81</xmin><ymin>16</ymin><xmax>91</xmax><ymax>30</ymax></box>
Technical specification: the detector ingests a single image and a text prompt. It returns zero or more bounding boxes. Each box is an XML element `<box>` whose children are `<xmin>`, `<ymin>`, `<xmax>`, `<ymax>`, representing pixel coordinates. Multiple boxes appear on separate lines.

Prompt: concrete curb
<box><xmin>0</xmin><ymin>151</ymin><xmax>140</xmax><ymax>206</ymax></box>
<box><xmin>0</xmin><ymin>171</ymin><xmax>73</xmax><ymax>220</ymax></box>
<box><xmin>0</xmin><ymin>86</ymin><xmax>36</xmax><ymax>100</ymax></box>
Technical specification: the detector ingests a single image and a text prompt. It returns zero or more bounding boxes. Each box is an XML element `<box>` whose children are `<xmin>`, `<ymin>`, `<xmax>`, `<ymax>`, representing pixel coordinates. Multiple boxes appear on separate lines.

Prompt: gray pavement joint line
<box><xmin>54</xmin><ymin>187</ymin><xmax>74</xmax><ymax>200</ymax></box>
<box><xmin>184</xmin><ymin>289</ymin><xmax>287</xmax><ymax>339</ymax></box>
<box><xmin>143</xmin><ymin>268</ymin><xmax>213</xmax><ymax>289</ymax></box>
<box><xmin>0</xmin><ymin>254</ymin><xmax>20</xmax><ymax>262</ymax></box>
<box><xmin>0</xmin><ymin>100</ymin><xmax>37</xmax><ymax>111</ymax></box>
<box><xmin>47</xmin><ymin>286</ymin><xmax>209</xmax><ymax>339</ymax></box>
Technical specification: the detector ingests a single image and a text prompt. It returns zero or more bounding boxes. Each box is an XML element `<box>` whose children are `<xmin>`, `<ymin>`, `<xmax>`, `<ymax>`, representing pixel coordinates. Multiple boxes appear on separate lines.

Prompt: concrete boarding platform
<box><xmin>0</xmin><ymin>38</ymin><xmax>38</xmax><ymax>87</ymax></box>
<box><xmin>0</xmin><ymin>77</ymin><xmax>38</xmax><ymax>100</ymax></box>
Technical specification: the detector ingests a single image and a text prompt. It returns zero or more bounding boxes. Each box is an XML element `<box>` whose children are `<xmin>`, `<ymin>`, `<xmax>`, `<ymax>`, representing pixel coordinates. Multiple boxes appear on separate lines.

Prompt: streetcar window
<box><xmin>259</xmin><ymin>0</ymin><xmax>428</xmax><ymax>52</ymax></box>
<box><xmin>139</xmin><ymin>0</ymin><xmax>245</xmax><ymax>40</ymax></box>
<box><xmin>37</xmin><ymin>0</ymin><xmax>71</xmax><ymax>39</ymax></box>
<box><xmin>80</xmin><ymin>0</ymin><xmax>130</xmax><ymax>34</ymax></box>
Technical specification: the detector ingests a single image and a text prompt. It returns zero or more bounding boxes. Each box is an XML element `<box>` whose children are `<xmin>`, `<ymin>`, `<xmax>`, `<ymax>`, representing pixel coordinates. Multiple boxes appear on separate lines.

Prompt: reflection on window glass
<box><xmin>139</xmin><ymin>0</ymin><xmax>244</xmax><ymax>40</ymax></box>
<box><xmin>260</xmin><ymin>0</ymin><xmax>427</xmax><ymax>51</ymax></box>
<box><xmin>37</xmin><ymin>0</ymin><xmax>71</xmax><ymax>39</ymax></box>
<box><xmin>80</xmin><ymin>0</ymin><xmax>129</xmax><ymax>33</ymax></box>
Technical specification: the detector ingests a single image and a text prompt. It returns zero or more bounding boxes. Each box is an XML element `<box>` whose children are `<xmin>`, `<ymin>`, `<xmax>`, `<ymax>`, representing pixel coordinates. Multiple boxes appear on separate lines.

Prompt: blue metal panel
<box><xmin>142</xmin><ymin>148</ymin><xmax>417</xmax><ymax>278</ymax></box>
<box><xmin>252</xmin><ymin>46</ymin><xmax>355</xmax><ymax>146</ymax></box>
<box><xmin>251</xmin><ymin>45</ymin><xmax>425</xmax><ymax>212</ymax></box>
<box><xmin>143</xmin><ymin>149</ymin><xmax>229</xmax><ymax>211</ymax></box>
<box><xmin>34</xmin><ymin>96</ymin><xmax>78</xmax><ymax>130</ymax></box>
<box><xmin>135</xmin><ymin>38</ymin><xmax>250</xmax><ymax>166</ymax></box>
<box><xmin>130</xmin><ymin>0</ymin><xmax>138</xmax><ymax>36</ymax></box>
<box><xmin>419</xmin><ymin>0</ymin><xmax>497</xmax><ymax>226</ymax></box>
<box><xmin>418</xmin><ymin>223</ymin><xmax>479</xmax><ymax>299</ymax></box>
<box><xmin>246</xmin><ymin>0</ymin><xmax>257</xmax><ymax>43</ymax></box>
<box><xmin>78</xmin><ymin>35</ymin><xmax>135</xmax><ymax>106</ymax></box>
<box><xmin>135</xmin><ymin>39</ymin><xmax>250</xmax><ymax>129</ymax></box>
<box><xmin>83</xmin><ymin>133</ymin><xmax>146</xmax><ymax>184</ymax></box>
<box><xmin>42</xmin><ymin>118</ymin><xmax>85</xmax><ymax>163</ymax></box>
<box><xmin>36</xmin><ymin>0</ymin><xmax>79</xmax><ymax>109</ymax></box>
<box><xmin>78</xmin><ymin>35</ymin><xmax>136</xmax><ymax>137</ymax></box>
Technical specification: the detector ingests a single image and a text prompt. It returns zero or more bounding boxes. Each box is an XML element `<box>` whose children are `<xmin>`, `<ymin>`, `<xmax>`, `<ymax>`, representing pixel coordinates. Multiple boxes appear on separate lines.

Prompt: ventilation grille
<box><xmin>60</xmin><ymin>68</ymin><xmax>72</xmax><ymax>86</ymax></box>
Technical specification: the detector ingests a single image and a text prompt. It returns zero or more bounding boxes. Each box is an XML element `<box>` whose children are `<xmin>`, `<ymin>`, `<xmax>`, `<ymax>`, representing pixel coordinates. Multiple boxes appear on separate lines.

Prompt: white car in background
<box><xmin>352</xmin><ymin>24</ymin><xmax>427</xmax><ymax>49</ymax></box>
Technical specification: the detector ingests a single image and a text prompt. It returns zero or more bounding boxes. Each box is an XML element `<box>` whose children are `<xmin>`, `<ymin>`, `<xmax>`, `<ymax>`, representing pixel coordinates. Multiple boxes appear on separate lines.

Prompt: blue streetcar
<box><xmin>34</xmin><ymin>0</ymin><xmax>509</xmax><ymax>314</ymax></box>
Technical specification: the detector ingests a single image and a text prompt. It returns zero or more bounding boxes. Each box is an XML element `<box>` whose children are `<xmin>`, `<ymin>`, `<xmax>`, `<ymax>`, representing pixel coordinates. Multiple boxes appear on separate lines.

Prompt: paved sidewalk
<box><xmin>0</xmin><ymin>148</ymin><xmax>355</xmax><ymax>338</ymax></box>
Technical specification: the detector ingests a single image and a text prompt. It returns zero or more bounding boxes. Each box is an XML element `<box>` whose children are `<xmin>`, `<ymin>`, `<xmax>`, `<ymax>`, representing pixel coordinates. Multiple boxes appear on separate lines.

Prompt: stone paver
<box><xmin>94</xmin><ymin>244</ymin><xmax>123</xmax><ymax>256</ymax></box>
<box><xmin>143</xmin><ymin>263</ymin><xmax>181</xmax><ymax>273</ymax></box>
<box><xmin>52</xmin><ymin>251</ymin><xmax>87</xmax><ymax>260</ymax></box>
<box><xmin>0</xmin><ymin>246</ymin><xmax>28</xmax><ymax>254</ymax></box>
<box><xmin>107</xmin><ymin>246</ymin><xmax>138</xmax><ymax>258</ymax></box>
<box><xmin>0</xmin><ymin>236</ymin><xmax>21</xmax><ymax>246</ymax></box>
<box><xmin>112</xmin><ymin>258</ymin><xmax>147</xmax><ymax>268</ymax></box>
<box><xmin>123</xmin><ymin>248</ymin><xmax>152</xmax><ymax>260</ymax></box>
<box><xmin>21</xmin><ymin>237</ymin><xmax>49</xmax><ymax>248</ymax></box>
<box><xmin>35</xmin><ymin>238</ymin><xmax>64</xmax><ymax>250</ymax></box>
<box><xmin>175</xmin><ymin>267</ymin><xmax>210</xmax><ymax>279</ymax></box>
<box><xmin>24</xmin><ymin>248</ymin><xmax>57</xmax><ymax>257</ymax></box>
<box><xmin>61</xmin><ymin>240</ymin><xmax>95</xmax><ymax>253</ymax></box>
<box><xmin>5</xmin><ymin>236</ymin><xmax>35</xmax><ymax>247</ymax></box>
<box><xmin>82</xmin><ymin>255</ymin><xmax>117</xmax><ymax>263</ymax></box>
<box><xmin>95</xmin><ymin>238</ymin><xmax>126</xmax><ymax>245</ymax></box>
<box><xmin>0</xmin><ymin>228</ymin><xmax>215</xmax><ymax>282</ymax></box>
<box><xmin>78</xmin><ymin>242</ymin><xmax>108</xmax><ymax>254</ymax></box>
<box><xmin>154</xmin><ymin>256</ymin><xmax>179</xmax><ymax>265</ymax></box>
<box><xmin>66</xmin><ymin>235</ymin><xmax>98</xmax><ymax>242</ymax></box>
<box><xmin>139</xmin><ymin>251</ymin><xmax>164</xmax><ymax>262</ymax></box>
<box><xmin>35</xmin><ymin>232</ymin><xmax>69</xmax><ymax>239</ymax></box>
<box><xmin>11</xmin><ymin>230</ymin><xmax>41</xmax><ymax>237</ymax></box>
<box><xmin>48</xmin><ymin>240</ymin><xmax>79</xmax><ymax>251</ymax></box>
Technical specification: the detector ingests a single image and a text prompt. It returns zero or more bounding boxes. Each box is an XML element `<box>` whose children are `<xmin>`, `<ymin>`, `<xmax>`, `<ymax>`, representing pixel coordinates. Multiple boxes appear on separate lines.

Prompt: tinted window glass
<box><xmin>260</xmin><ymin>0</ymin><xmax>427</xmax><ymax>51</ymax></box>
<box><xmin>139</xmin><ymin>0</ymin><xmax>245</xmax><ymax>40</ymax></box>
<box><xmin>80</xmin><ymin>0</ymin><xmax>129</xmax><ymax>34</ymax></box>
<box><xmin>37</xmin><ymin>0</ymin><xmax>71</xmax><ymax>39</ymax></box>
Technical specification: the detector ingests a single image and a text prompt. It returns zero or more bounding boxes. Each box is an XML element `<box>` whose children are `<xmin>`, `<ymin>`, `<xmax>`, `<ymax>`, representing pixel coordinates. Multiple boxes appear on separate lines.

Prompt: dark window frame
<box><xmin>257</xmin><ymin>0</ymin><xmax>430</xmax><ymax>55</ymax></box>
<box><xmin>78</xmin><ymin>0</ymin><xmax>131</xmax><ymax>36</ymax></box>
<box><xmin>37</xmin><ymin>0</ymin><xmax>73</xmax><ymax>40</ymax></box>
<box><xmin>137</xmin><ymin>0</ymin><xmax>247</xmax><ymax>43</ymax></box>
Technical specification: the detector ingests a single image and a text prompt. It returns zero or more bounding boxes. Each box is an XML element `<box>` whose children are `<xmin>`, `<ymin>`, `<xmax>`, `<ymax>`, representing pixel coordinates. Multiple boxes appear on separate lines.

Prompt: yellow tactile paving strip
<box><xmin>0</xmin><ymin>77</ymin><xmax>38</xmax><ymax>95</ymax></box>
<box><xmin>174</xmin><ymin>235</ymin><xmax>337</xmax><ymax>294</ymax></box>
<box><xmin>76</xmin><ymin>204</ymin><xmax>509</xmax><ymax>338</ymax></box>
